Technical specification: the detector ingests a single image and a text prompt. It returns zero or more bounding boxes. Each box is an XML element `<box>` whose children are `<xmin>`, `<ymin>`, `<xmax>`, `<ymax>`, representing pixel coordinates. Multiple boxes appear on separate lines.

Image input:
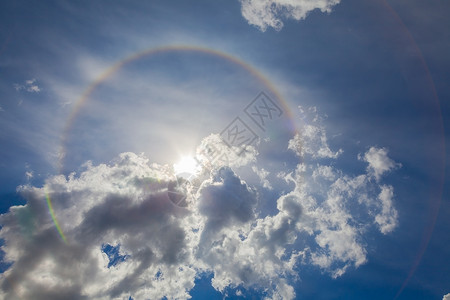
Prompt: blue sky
<box><xmin>0</xmin><ymin>0</ymin><xmax>449</xmax><ymax>299</ymax></box>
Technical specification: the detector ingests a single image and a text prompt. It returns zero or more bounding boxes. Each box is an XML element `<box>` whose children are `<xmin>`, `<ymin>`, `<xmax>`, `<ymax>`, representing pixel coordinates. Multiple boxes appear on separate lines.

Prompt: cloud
<box><xmin>25</xmin><ymin>171</ymin><xmax>33</xmax><ymax>180</ymax></box>
<box><xmin>281</xmin><ymin>107</ymin><xmax>399</xmax><ymax>276</ymax></box>
<box><xmin>375</xmin><ymin>185</ymin><xmax>398</xmax><ymax>234</ymax></box>
<box><xmin>196</xmin><ymin>166</ymin><xmax>258</xmax><ymax>251</ymax></box>
<box><xmin>0</xmin><ymin>153</ymin><xmax>196</xmax><ymax>300</ymax></box>
<box><xmin>443</xmin><ymin>293</ymin><xmax>450</xmax><ymax>300</ymax></box>
<box><xmin>197</xmin><ymin>193</ymin><xmax>302</xmax><ymax>297</ymax></box>
<box><xmin>252</xmin><ymin>166</ymin><xmax>273</xmax><ymax>189</ymax></box>
<box><xmin>360</xmin><ymin>147</ymin><xmax>400</xmax><ymax>181</ymax></box>
<box><xmin>0</xmin><ymin>152</ymin><xmax>298</xmax><ymax>299</ymax></box>
<box><xmin>0</xmin><ymin>108</ymin><xmax>400</xmax><ymax>299</ymax></box>
<box><xmin>239</xmin><ymin>0</ymin><xmax>341</xmax><ymax>31</ymax></box>
<box><xmin>13</xmin><ymin>79</ymin><xmax>41</xmax><ymax>93</ymax></box>
<box><xmin>288</xmin><ymin>107</ymin><xmax>342</xmax><ymax>159</ymax></box>
<box><xmin>196</xmin><ymin>133</ymin><xmax>258</xmax><ymax>169</ymax></box>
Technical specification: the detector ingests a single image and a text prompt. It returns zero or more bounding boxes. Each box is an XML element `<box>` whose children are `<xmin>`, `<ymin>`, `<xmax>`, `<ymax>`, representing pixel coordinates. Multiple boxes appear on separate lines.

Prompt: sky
<box><xmin>0</xmin><ymin>0</ymin><xmax>449</xmax><ymax>299</ymax></box>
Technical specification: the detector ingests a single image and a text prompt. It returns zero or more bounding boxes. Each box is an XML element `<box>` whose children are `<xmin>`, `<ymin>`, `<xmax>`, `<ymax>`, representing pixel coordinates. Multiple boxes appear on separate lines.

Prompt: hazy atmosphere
<box><xmin>0</xmin><ymin>0</ymin><xmax>449</xmax><ymax>299</ymax></box>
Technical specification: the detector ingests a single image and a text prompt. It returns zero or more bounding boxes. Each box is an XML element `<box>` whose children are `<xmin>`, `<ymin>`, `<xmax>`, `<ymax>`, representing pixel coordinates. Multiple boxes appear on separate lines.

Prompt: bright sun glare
<box><xmin>173</xmin><ymin>156</ymin><xmax>199</xmax><ymax>176</ymax></box>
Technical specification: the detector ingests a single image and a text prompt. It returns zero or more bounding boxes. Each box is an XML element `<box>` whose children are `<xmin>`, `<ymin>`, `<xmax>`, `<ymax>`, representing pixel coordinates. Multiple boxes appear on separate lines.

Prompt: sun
<box><xmin>173</xmin><ymin>156</ymin><xmax>199</xmax><ymax>177</ymax></box>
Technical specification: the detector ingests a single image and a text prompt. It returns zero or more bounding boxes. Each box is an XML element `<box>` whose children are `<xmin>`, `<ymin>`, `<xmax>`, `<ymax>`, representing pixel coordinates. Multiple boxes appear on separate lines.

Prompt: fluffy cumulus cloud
<box><xmin>239</xmin><ymin>0</ymin><xmax>341</xmax><ymax>31</ymax></box>
<box><xmin>443</xmin><ymin>293</ymin><xmax>450</xmax><ymax>300</ymax></box>
<box><xmin>0</xmin><ymin>153</ymin><xmax>197</xmax><ymax>299</ymax></box>
<box><xmin>361</xmin><ymin>147</ymin><xmax>400</xmax><ymax>181</ymax></box>
<box><xmin>0</xmin><ymin>107</ymin><xmax>399</xmax><ymax>299</ymax></box>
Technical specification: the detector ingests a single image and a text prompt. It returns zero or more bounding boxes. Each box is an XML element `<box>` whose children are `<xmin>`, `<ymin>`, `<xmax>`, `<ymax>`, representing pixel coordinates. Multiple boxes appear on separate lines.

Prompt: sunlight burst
<box><xmin>173</xmin><ymin>156</ymin><xmax>199</xmax><ymax>177</ymax></box>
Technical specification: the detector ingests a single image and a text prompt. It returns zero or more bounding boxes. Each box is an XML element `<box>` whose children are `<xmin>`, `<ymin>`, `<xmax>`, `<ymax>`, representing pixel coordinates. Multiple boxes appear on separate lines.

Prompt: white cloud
<box><xmin>0</xmin><ymin>106</ymin><xmax>4</xmax><ymax>112</ymax></box>
<box><xmin>288</xmin><ymin>111</ymin><xmax>342</xmax><ymax>159</ymax></box>
<box><xmin>25</xmin><ymin>171</ymin><xmax>33</xmax><ymax>180</ymax></box>
<box><xmin>0</xmin><ymin>108</ymin><xmax>400</xmax><ymax>299</ymax></box>
<box><xmin>239</xmin><ymin>0</ymin><xmax>341</xmax><ymax>31</ymax></box>
<box><xmin>0</xmin><ymin>153</ymin><xmax>196</xmax><ymax>300</ymax></box>
<box><xmin>196</xmin><ymin>133</ymin><xmax>258</xmax><ymax>169</ymax></box>
<box><xmin>0</xmin><ymin>151</ymin><xmax>293</xmax><ymax>299</ymax></box>
<box><xmin>443</xmin><ymin>293</ymin><xmax>450</xmax><ymax>300</ymax></box>
<box><xmin>282</xmin><ymin>107</ymin><xmax>399</xmax><ymax>276</ymax></box>
<box><xmin>312</xmin><ymin>165</ymin><xmax>336</xmax><ymax>181</ymax></box>
<box><xmin>361</xmin><ymin>147</ymin><xmax>400</xmax><ymax>181</ymax></box>
<box><xmin>252</xmin><ymin>165</ymin><xmax>273</xmax><ymax>189</ymax></box>
<box><xmin>375</xmin><ymin>185</ymin><xmax>398</xmax><ymax>234</ymax></box>
<box><xmin>14</xmin><ymin>79</ymin><xmax>41</xmax><ymax>93</ymax></box>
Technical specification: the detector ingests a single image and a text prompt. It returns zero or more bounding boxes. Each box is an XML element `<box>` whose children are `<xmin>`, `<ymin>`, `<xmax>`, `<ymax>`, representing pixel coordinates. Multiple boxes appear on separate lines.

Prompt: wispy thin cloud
<box><xmin>14</xmin><ymin>79</ymin><xmax>41</xmax><ymax>93</ymax></box>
